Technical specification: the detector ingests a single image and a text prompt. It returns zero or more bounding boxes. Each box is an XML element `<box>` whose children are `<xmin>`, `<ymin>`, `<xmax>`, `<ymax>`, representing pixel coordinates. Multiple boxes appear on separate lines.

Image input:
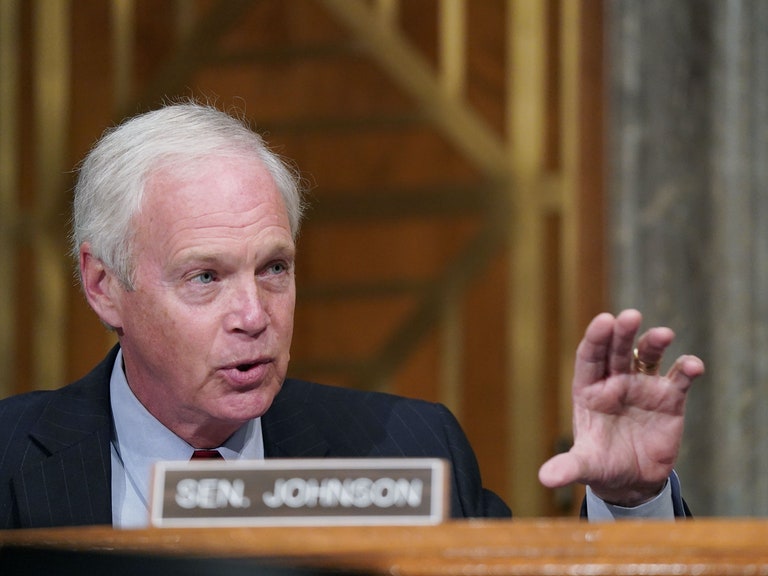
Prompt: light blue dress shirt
<box><xmin>109</xmin><ymin>350</ymin><xmax>264</xmax><ymax>528</ymax></box>
<box><xmin>586</xmin><ymin>477</ymin><xmax>675</xmax><ymax>520</ymax></box>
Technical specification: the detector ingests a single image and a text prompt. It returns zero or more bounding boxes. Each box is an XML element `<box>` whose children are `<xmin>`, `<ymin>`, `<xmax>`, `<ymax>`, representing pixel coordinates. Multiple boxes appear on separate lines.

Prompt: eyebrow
<box><xmin>174</xmin><ymin>242</ymin><xmax>296</xmax><ymax>269</ymax></box>
<box><xmin>173</xmin><ymin>251</ymin><xmax>228</xmax><ymax>267</ymax></box>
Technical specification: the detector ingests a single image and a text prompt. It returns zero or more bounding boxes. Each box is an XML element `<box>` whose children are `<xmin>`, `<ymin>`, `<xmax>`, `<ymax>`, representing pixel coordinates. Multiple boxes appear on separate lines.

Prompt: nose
<box><xmin>224</xmin><ymin>278</ymin><xmax>269</xmax><ymax>336</ymax></box>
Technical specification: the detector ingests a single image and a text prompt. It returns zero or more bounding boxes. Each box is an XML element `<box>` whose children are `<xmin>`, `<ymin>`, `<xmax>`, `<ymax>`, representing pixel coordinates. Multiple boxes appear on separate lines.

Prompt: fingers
<box><xmin>574</xmin><ymin>308</ymin><xmax>703</xmax><ymax>393</ymax></box>
<box><xmin>608</xmin><ymin>309</ymin><xmax>644</xmax><ymax>374</ymax></box>
<box><xmin>538</xmin><ymin>452</ymin><xmax>582</xmax><ymax>489</ymax></box>
<box><xmin>632</xmin><ymin>327</ymin><xmax>675</xmax><ymax>374</ymax></box>
<box><xmin>573</xmin><ymin>312</ymin><xmax>621</xmax><ymax>386</ymax></box>
<box><xmin>664</xmin><ymin>354</ymin><xmax>705</xmax><ymax>392</ymax></box>
<box><xmin>574</xmin><ymin>309</ymin><xmax>641</xmax><ymax>386</ymax></box>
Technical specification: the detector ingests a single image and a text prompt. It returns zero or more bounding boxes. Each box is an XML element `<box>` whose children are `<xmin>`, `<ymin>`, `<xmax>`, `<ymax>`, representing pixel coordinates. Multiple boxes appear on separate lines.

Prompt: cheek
<box><xmin>271</xmin><ymin>294</ymin><xmax>295</xmax><ymax>337</ymax></box>
<box><xmin>122</xmin><ymin>292</ymin><xmax>193</xmax><ymax>344</ymax></box>
<box><xmin>135</xmin><ymin>308</ymin><xmax>217</xmax><ymax>375</ymax></box>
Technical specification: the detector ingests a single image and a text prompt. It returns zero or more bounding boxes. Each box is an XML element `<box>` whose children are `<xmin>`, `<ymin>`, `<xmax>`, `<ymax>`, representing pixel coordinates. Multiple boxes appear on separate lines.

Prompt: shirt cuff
<box><xmin>585</xmin><ymin>477</ymin><xmax>675</xmax><ymax>521</ymax></box>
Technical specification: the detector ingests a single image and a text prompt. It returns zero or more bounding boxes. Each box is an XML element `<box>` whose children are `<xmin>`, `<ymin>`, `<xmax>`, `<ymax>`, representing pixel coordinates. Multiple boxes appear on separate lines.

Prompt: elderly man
<box><xmin>0</xmin><ymin>102</ymin><xmax>704</xmax><ymax>528</ymax></box>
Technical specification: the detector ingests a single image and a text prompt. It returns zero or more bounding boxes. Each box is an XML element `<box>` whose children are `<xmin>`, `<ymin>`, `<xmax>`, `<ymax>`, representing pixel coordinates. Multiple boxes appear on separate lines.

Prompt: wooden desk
<box><xmin>2</xmin><ymin>519</ymin><xmax>768</xmax><ymax>575</ymax></box>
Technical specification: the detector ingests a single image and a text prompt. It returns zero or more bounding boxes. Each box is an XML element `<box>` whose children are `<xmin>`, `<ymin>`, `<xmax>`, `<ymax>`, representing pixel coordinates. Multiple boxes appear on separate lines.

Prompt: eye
<box><xmin>192</xmin><ymin>271</ymin><xmax>216</xmax><ymax>284</ymax></box>
<box><xmin>266</xmin><ymin>262</ymin><xmax>287</xmax><ymax>275</ymax></box>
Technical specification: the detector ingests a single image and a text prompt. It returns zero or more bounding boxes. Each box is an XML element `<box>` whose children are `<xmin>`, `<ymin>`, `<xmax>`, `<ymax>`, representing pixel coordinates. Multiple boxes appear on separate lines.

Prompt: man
<box><xmin>0</xmin><ymin>102</ymin><xmax>705</xmax><ymax>529</ymax></box>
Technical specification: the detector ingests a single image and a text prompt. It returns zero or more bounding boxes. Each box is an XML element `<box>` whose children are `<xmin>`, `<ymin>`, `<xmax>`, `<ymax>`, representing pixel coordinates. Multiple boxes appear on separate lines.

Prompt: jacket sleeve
<box><xmin>433</xmin><ymin>403</ymin><xmax>512</xmax><ymax>519</ymax></box>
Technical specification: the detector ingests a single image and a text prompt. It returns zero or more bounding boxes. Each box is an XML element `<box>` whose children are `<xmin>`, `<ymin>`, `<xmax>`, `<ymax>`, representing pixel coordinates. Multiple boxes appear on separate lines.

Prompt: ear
<box><xmin>80</xmin><ymin>242</ymin><xmax>125</xmax><ymax>329</ymax></box>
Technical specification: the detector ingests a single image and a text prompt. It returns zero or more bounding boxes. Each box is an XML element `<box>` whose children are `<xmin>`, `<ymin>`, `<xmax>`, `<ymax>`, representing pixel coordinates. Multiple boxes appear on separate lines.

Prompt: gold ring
<box><xmin>633</xmin><ymin>347</ymin><xmax>659</xmax><ymax>376</ymax></box>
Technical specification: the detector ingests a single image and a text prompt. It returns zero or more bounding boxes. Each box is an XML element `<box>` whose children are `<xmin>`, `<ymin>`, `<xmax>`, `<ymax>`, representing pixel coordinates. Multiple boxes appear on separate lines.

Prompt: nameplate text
<box><xmin>150</xmin><ymin>458</ymin><xmax>449</xmax><ymax>527</ymax></box>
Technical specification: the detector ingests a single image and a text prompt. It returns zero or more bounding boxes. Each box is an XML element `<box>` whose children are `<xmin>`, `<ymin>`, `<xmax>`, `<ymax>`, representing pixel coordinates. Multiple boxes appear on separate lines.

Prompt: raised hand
<box><xmin>538</xmin><ymin>309</ymin><xmax>705</xmax><ymax>506</ymax></box>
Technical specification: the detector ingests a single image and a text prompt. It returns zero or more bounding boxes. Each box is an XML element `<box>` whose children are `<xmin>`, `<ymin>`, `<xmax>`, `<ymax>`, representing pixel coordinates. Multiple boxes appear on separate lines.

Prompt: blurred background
<box><xmin>1</xmin><ymin>0</ymin><xmax>766</xmax><ymax>517</ymax></box>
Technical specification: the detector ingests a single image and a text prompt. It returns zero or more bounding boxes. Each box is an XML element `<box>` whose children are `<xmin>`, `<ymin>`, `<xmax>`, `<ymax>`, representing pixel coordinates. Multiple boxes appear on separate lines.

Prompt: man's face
<box><xmin>109</xmin><ymin>155</ymin><xmax>295</xmax><ymax>445</ymax></box>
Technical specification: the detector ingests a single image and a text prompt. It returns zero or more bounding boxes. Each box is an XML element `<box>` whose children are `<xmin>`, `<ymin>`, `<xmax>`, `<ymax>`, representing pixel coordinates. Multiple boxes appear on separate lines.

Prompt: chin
<box><xmin>219</xmin><ymin>389</ymin><xmax>277</xmax><ymax>421</ymax></box>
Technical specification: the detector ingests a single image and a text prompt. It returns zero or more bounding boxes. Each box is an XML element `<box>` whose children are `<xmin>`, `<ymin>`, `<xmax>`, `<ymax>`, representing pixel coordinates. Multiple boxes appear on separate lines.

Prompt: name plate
<box><xmin>150</xmin><ymin>458</ymin><xmax>449</xmax><ymax>527</ymax></box>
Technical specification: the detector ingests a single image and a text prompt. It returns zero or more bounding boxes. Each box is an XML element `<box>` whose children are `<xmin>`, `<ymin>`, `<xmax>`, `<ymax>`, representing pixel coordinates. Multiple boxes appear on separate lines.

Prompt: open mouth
<box><xmin>223</xmin><ymin>358</ymin><xmax>271</xmax><ymax>383</ymax></box>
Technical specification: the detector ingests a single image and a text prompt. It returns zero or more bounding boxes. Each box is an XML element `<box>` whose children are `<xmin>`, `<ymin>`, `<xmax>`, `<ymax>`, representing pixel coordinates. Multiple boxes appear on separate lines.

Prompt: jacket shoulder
<box><xmin>273</xmin><ymin>379</ymin><xmax>511</xmax><ymax>519</ymax></box>
<box><xmin>0</xmin><ymin>348</ymin><xmax>116</xmax><ymax>528</ymax></box>
<box><xmin>0</xmin><ymin>347</ymin><xmax>115</xmax><ymax>434</ymax></box>
<box><xmin>280</xmin><ymin>378</ymin><xmax>437</xmax><ymax>410</ymax></box>
<box><xmin>275</xmin><ymin>378</ymin><xmax>466</xmax><ymax>457</ymax></box>
<box><xmin>0</xmin><ymin>347</ymin><xmax>115</xmax><ymax>452</ymax></box>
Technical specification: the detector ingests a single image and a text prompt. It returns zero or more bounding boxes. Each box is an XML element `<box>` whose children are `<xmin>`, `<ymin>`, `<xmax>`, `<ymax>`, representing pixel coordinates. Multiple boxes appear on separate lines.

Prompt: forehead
<box><xmin>135</xmin><ymin>155</ymin><xmax>290</xmax><ymax>242</ymax></box>
<box><xmin>147</xmin><ymin>154</ymin><xmax>281</xmax><ymax>208</ymax></box>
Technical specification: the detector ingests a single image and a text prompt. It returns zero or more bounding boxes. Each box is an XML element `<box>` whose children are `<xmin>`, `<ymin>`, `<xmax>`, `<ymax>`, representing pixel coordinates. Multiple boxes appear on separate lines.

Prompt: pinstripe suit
<box><xmin>0</xmin><ymin>346</ymin><xmax>511</xmax><ymax>528</ymax></box>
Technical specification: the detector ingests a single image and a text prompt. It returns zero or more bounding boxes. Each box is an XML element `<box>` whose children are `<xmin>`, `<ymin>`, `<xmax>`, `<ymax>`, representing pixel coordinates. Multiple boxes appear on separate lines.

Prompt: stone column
<box><xmin>607</xmin><ymin>0</ymin><xmax>768</xmax><ymax>515</ymax></box>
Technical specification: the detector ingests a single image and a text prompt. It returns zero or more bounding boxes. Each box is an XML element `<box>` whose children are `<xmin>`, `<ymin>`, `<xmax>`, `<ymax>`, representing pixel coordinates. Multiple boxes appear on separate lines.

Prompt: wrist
<box><xmin>589</xmin><ymin>481</ymin><xmax>667</xmax><ymax>508</ymax></box>
<box><xmin>585</xmin><ymin>479</ymin><xmax>675</xmax><ymax>521</ymax></box>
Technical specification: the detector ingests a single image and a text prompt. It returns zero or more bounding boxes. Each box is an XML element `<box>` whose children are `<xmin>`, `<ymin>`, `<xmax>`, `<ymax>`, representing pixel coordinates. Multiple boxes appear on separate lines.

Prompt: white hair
<box><xmin>71</xmin><ymin>101</ymin><xmax>305</xmax><ymax>288</ymax></box>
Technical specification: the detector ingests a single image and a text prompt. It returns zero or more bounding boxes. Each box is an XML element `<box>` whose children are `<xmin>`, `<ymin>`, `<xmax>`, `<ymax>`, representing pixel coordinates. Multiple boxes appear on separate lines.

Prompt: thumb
<box><xmin>538</xmin><ymin>452</ymin><xmax>582</xmax><ymax>488</ymax></box>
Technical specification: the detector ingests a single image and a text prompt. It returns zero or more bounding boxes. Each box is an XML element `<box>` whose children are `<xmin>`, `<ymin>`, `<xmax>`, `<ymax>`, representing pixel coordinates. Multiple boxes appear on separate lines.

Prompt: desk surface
<box><xmin>2</xmin><ymin>518</ymin><xmax>768</xmax><ymax>575</ymax></box>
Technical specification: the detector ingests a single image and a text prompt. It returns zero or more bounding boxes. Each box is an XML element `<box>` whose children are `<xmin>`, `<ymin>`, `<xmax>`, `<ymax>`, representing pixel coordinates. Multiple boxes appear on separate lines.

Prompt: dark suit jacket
<box><xmin>0</xmin><ymin>346</ymin><xmax>511</xmax><ymax>528</ymax></box>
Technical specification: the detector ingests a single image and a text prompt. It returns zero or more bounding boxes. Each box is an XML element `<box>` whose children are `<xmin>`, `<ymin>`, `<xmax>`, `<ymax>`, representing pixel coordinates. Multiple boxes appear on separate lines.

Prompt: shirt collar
<box><xmin>110</xmin><ymin>349</ymin><xmax>264</xmax><ymax>499</ymax></box>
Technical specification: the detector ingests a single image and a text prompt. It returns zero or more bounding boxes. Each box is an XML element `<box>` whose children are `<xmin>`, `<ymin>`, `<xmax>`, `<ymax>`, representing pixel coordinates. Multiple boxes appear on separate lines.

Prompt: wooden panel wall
<box><xmin>0</xmin><ymin>0</ymin><xmax>605</xmax><ymax>517</ymax></box>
